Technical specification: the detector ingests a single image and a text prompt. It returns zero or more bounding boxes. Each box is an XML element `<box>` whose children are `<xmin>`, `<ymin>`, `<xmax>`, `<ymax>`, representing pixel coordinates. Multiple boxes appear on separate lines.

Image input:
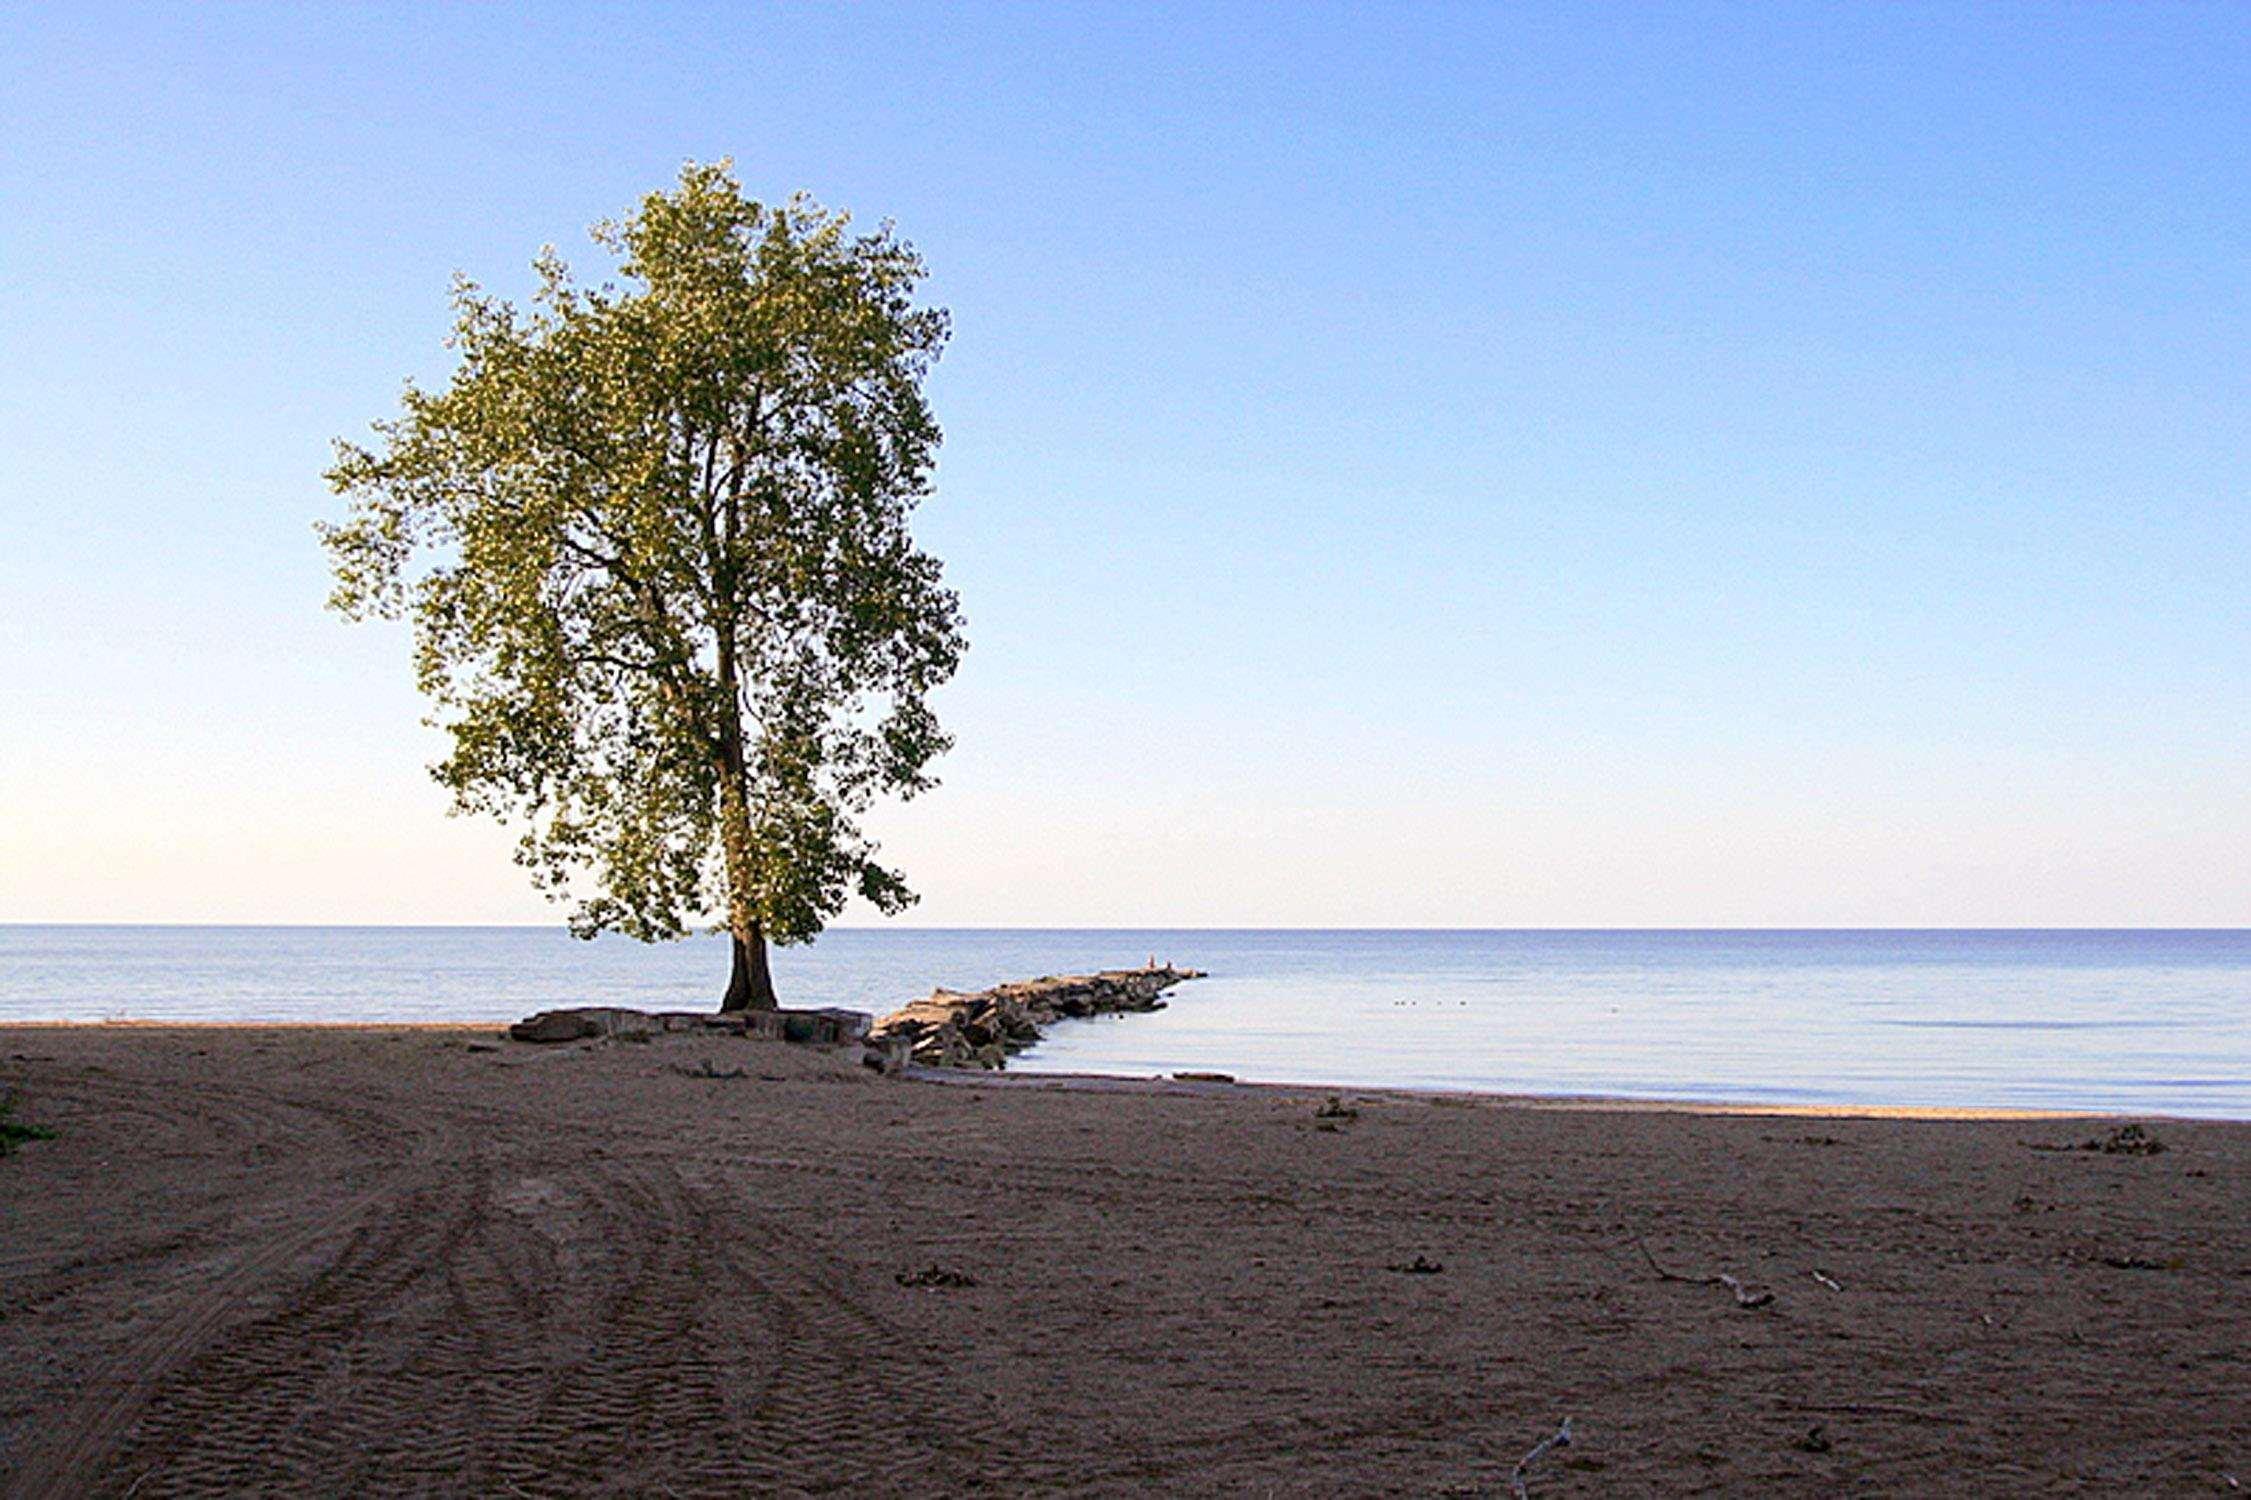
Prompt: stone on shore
<box><xmin>508</xmin><ymin>1006</ymin><xmax>871</xmax><ymax>1047</ymax></box>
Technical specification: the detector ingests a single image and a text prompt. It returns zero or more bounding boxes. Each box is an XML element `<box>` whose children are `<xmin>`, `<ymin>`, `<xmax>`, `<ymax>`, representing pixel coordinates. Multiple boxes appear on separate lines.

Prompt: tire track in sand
<box><xmin>27</xmin><ymin>1143</ymin><xmax>998</xmax><ymax>1496</ymax></box>
<box><xmin>6</xmin><ymin>1076</ymin><xmax>460</xmax><ymax>1498</ymax></box>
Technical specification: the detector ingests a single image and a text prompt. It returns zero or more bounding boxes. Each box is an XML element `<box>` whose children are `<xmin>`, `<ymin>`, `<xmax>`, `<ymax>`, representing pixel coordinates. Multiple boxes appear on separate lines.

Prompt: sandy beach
<box><xmin>2</xmin><ymin>1024</ymin><xmax>2244</xmax><ymax>1496</ymax></box>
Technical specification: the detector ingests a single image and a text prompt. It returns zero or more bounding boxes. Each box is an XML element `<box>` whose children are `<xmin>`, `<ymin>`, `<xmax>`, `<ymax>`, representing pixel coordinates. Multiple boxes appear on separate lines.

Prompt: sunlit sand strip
<box><xmin>913</xmin><ymin>1066</ymin><xmax>2141</xmax><ymax>1121</ymax></box>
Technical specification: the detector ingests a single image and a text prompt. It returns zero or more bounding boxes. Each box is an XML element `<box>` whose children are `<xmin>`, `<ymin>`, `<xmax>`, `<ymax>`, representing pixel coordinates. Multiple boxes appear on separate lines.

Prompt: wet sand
<box><xmin>2</xmin><ymin>1024</ymin><xmax>2244</xmax><ymax>1495</ymax></box>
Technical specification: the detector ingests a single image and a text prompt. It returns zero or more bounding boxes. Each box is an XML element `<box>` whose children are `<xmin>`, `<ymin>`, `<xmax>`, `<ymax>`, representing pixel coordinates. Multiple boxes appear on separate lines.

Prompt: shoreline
<box><xmin>6</xmin><ymin>1018</ymin><xmax>2225</xmax><ymax>1122</ymax></box>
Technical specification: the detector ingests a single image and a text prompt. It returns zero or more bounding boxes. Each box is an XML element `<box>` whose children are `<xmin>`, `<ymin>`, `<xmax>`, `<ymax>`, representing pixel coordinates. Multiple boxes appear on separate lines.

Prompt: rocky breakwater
<box><xmin>866</xmin><ymin>964</ymin><xmax>1205</xmax><ymax>1071</ymax></box>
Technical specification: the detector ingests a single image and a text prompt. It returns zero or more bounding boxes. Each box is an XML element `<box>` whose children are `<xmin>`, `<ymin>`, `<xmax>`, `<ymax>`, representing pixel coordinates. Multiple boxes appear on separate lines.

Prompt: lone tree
<box><xmin>322</xmin><ymin>162</ymin><xmax>964</xmax><ymax>1012</ymax></box>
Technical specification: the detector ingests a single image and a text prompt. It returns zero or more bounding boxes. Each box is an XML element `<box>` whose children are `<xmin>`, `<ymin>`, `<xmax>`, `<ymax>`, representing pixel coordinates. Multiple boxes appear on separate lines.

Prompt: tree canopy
<box><xmin>321</xmin><ymin>161</ymin><xmax>964</xmax><ymax>1009</ymax></box>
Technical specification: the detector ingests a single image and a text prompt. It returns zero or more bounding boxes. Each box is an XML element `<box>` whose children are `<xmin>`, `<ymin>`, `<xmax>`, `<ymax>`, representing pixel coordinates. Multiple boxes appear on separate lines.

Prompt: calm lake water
<box><xmin>3</xmin><ymin>927</ymin><xmax>2246</xmax><ymax>1118</ymax></box>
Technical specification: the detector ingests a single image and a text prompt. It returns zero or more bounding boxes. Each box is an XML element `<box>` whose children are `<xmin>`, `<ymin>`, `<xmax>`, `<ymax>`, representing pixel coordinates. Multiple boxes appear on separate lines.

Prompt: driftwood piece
<box><xmin>1509</xmin><ymin>1417</ymin><xmax>1573</xmax><ymax>1499</ymax></box>
<box><xmin>1634</xmin><ymin>1237</ymin><xmax>1775</xmax><ymax>1309</ymax></box>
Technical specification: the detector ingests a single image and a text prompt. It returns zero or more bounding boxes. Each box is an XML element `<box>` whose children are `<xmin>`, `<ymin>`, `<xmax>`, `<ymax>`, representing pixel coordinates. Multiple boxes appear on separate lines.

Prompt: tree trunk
<box><xmin>721</xmin><ymin>919</ymin><xmax>777</xmax><ymax>1012</ymax></box>
<box><xmin>712</xmin><ymin>620</ymin><xmax>775</xmax><ymax>1012</ymax></box>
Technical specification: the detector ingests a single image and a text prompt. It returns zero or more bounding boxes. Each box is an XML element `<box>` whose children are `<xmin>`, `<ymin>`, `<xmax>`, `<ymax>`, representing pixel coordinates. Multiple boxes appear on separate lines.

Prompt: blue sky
<box><xmin>2</xmin><ymin>3</ymin><xmax>2245</xmax><ymax>925</ymax></box>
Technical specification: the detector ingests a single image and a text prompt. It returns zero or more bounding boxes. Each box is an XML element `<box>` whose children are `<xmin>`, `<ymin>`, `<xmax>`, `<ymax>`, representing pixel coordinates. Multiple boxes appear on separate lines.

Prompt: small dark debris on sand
<box><xmin>1388</xmin><ymin>1255</ymin><xmax>1445</xmax><ymax>1275</ymax></box>
<box><xmin>2027</xmin><ymin>1123</ymin><xmax>2167</xmax><ymax>1156</ymax></box>
<box><xmin>1</xmin><ymin>1093</ymin><xmax>59</xmax><ymax>1155</ymax></box>
<box><xmin>2100</xmin><ymin>1253</ymin><xmax>2177</xmax><ymax>1271</ymax></box>
<box><xmin>1795</xmin><ymin>1423</ymin><xmax>1832</xmax><ymax>1453</ymax></box>
<box><xmin>2093</xmin><ymin>1124</ymin><xmax>2167</xmax><ymax>1155</ymax></box>
<box><xmin>1314</xmin><ymin>1096</ymin><xmax>1359</xmax><ymax>1121</ymax></box>
<box><xmin>674</xmin><ymin>1059</ymin><xmax>753</xmax><ymax>1081</ymax></box>
<box><xmin>896</xmin><ymin>1264</ymin><xmax>979</xmax><ymax>1289</ymax></box>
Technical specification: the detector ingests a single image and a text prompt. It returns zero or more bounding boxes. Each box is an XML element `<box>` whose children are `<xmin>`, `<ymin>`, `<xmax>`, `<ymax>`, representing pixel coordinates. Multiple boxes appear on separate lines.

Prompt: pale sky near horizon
<box><xmin>2</xmin><ymin>3</ymin><xmax>2246</xmax><ymax>928</ymax></box>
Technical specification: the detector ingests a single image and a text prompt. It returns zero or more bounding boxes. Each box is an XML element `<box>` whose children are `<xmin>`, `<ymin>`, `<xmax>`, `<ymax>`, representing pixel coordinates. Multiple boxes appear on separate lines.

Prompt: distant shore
<box><xmin>4</xmin><ymin>1022</ymin><xmax>2245</xmax><ymax>1493</ymax></box>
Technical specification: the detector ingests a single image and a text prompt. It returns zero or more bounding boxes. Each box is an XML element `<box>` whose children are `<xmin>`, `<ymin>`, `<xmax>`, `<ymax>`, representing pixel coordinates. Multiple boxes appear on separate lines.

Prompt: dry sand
<box><xmin>1</xmin><ymin>1023</ymin><xmax>2244</xmax><ymax>1496</ymax></box>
